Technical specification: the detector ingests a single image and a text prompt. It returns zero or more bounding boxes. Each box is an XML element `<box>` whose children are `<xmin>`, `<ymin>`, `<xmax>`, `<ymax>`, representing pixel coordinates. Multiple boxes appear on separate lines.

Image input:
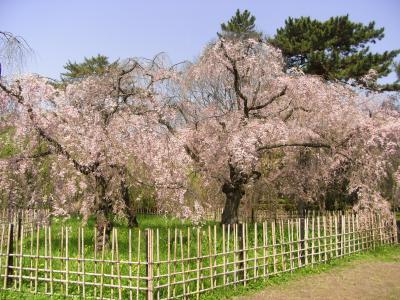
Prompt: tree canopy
<box><xmin>61</xmin><ymin>54</ymin><xmax>116</xmax><ymax>82</ymax></box>
<box><xmin>270</xmin><ymin>15</ymin><xmax>399</xmax><ymax>87</ymax></box>
<box><xmin>219</xmin><ymin>9</ymin><xmax>262</xmax><ymax>39</ymax></box>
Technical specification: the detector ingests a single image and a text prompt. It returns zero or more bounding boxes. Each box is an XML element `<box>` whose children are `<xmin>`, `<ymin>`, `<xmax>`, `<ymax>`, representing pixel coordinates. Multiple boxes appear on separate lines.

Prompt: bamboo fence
<box><xmin>0</xmin><ymin>211</ymin><xmax>397</xmax><ymax>299</ymax></box>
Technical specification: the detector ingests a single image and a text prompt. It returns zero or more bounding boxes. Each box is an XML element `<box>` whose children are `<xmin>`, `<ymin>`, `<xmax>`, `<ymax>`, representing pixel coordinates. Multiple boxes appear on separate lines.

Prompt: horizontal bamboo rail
<box><xmin>0</xmin><ymin>211</ymin><xmax>396</xmax><ymax>299</ymax></box>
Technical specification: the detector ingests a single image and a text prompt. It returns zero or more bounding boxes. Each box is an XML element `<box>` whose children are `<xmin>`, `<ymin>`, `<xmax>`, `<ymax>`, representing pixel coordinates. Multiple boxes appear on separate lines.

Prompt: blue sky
<box><xmin>1</xmin><ymin>0</ymin><xmax>399</xmax><ymax>82</ymax></box>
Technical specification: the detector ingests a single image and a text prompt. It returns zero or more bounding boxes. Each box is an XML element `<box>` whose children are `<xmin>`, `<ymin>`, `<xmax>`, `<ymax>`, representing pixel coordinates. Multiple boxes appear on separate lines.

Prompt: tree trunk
<box><xmin>95</xmin><ymin>176</ymin><xmax>113</xmax><ymax>249</ymax></box>
<box><xmin>121</xmin><ymin>179</ymin><xmax>138</xmax><ymax>227</ymax></box>
<box><xmin>221</xmin><ymin>182</ymin><xmax>245</xmax><ymax>224</ymax></box>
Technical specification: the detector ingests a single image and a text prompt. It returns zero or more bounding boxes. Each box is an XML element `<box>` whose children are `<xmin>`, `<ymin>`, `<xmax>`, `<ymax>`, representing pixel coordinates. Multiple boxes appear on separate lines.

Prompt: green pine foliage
<box><xmin>395</xmin><ymin>62</ymin><xmax>400</xmax><ymax>83</ymax></box>
<box><xmin>270</xmin><ymin>15</ymin><xmax>400</xmax><ymax>87</ymax></box>
<box><xmin>61</xmin><ymin>54</ymin><xmax>116</xmax><ymax>83</ymax></box>
<box><xmin>219</xmin><ymin>9</ymin><xmax>262</xmax><ymax>39</ymax></box>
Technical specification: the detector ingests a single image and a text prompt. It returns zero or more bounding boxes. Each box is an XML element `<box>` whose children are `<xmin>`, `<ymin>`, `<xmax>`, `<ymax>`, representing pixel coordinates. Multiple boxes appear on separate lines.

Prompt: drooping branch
<box><xmin>0</xmin><ymin>81</ymin><xmax>97</xmax><ymax>176</ymax></box>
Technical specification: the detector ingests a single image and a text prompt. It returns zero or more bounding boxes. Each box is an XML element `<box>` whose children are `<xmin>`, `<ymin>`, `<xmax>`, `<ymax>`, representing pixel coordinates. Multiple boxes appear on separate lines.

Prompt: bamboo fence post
<box><xmin>4</xmin><ymin>224</ymin><xmax>13</xmax><ymax>289</ymax></box>
<box><xmin>18</xmin><ymin>225</ymin><xmax>24</xmax><ymax>291</ymax></box>
<box><xmin>44</xmin><ymin>225</ymin><xmax>48</xmax><ymax>293</ymax></box>
<box><xmin>254</xmin><ymin>223</ymin><xmax>258</xmax><ymax>279</ymax></box>
<box><xmin>94</xmin><ymin>227</ymin><xmax>98</xmax><ymax>299</ymax></box>
<box><xmin>156</xmin><ymin>228</ymin><xmax>160</xmax><ymax>300</ymax></box>
<box><xmin>128</xmin><ymin>229</ymin><xmax>132</xmax><ymax>300</ymax></box>
<box><xmin>289</xmin><ymin>219</ymin><xmax>294</xmax><ymax>272</ymax></box>
<box><xmin>65</xmin><ymin>227</ymin><xmax>69</xmax><ymax>296</ymax></box>
<box><xmin>271</xmin><ymin>221</ymin><xmax>277</xmax><ymax>274</ymax></box>
<box><xmin>356</xmin><ymin>214</ymin><xmax>360</xmax><ymax>252</ymax></box>
<box><xmin>378</xmin><ymin>215</ymin><xmax>383</xmax><ymax>246</ymax></box>
<box><xmin>304</xmin><ymin>218</ymin><xmax>308</xmax><ymax>266</ymax></box>
<box><xmin>296</xmin><ymin>219</ymin><xmax>301</xmax><ymax>268</ymax></box>
<box><xmin>311</xmin><ymin>217</ymin><xmax>315</xmax><ymax>266</ymax></box>
<box><xmin>115</xmin><ymin>229</ymin><xmax>122</xmax><ymax>300</ymax></box>
<box><xmin>136</xmin><ymin>229</ymin><xmax>141</xmax><ymax>300</ymax></box>
<box><xmin>48</xmin><ymin>226</ymin><xmax>53</xmax><ymax>295</ymax></box>
<box><xmin>206</xmin><ymin>226</ymin><xmax>213</xmax><ymax>288</ymax></box>
<box><xmin>341</xmin><ymin>215</ymin><xmax>345</xmax><ymax>256</ymax></box>
<box><xmin>348</xmin><ymin>214</ymin><xmax>352</xmax><ymax>253</ymax></box>
<box><xmin>99</xmin><ymin>227</ymin><xmax>106</xmax><ymax>299</ymax></box>
<box><xmin>196</xmin><ymin>227</ymin><xmax>200</xmax><ymax>300</ymax></box>
<box><xmin>279</xmin><ymin>220</ymin><xmax>286</xmax><ymax>272</ymax></box>
<box><xmin>233</xmin><ymin>224</ymin><xmax>237</xmax><ymax>285</ymax></box>
<box><xmin>173</xmin><ymin>229</ymin><xmax>177</xmax><ymax>298</ymax></box>
<box><xmin>77</xmin><ymin>226</ymin><xmax>81</xmax><ymax>294</ymax></box>
<box><xmin>179</xmin><ymin>229</ymin><xmax>186</xmax><ymax>299</ymax></box>
<box><xmin>322</xmin><ymin>216</ymin><xmax>327</xmax><ymax>262</ymax></box>
<box><xmin>262</xmin><ymin>222</ymin><xmax>267</xmax><ymax>278</ymax></box>
<box><xmin>82</xmin><ymin>227</ymin><xmax>87</xmax><ymax>298</ymax></box>
<box><xmin>222</xmin><ymin>224</ymin><xmax>226</xmax><ymax>285</ymax></box>
<box><xmin>393</xmin><ymin>213</ymin><xmax>398</xmax><ymax>243</ymax></box>
<box><xmin>371</xmin><ymin>214</ymin><xmax>376</xmax><ymax>249</ymax></box>
<box><xmin>317</xmin><ymin>216</ymin><xmax>321</xmax><ymax>263</ymax></box>
<box><xmin>334</xmin><ymin>215</ymin><xmax>338</xmax><ymax>258</ymax></box>
<box><xmin>34</xmin><ymin>225</ymin><xmax>39</xmax><ymax>294</ymax></box>
<box><xmin>60</xmin><ymin>226</ymin><xmax>64</xmax><ymax>294</ymax></box>
<box><xmin>167</xmin><ymin>229</ymin><xmax>171</xmax><ymax>299</ymax></box>
<box><xmin>351</xmin><ymin>214</ymin><xmax>355</xmax><ymax>254</ymax></box>
<box><xmin>329</xmin><ymin>214</ymin><xmax>333</xmax><ymax>259</ymax></box>
<box><xmin>146</xmin><ymin>229</ymin><xmax>154</xmax><ymax>300</ymax></box>
<box><xmin>227</xmin><ymin>224</ymin><xmax>231</xmax><ymax>284</ymax></box>
<box><xmin>111</xmin><ymin>228</ymin><xmax>115</xmax><ymax>299</ymax></box>
<box><xmin>241</xmin><ymin>223</ymin><xmax>246</xmax><ymax>285</ymax></box>
<box><xmin>370</xmin><ymin>213</ymin><xmax>374</xmax><ymax>249</ymax></box>
<box><xmin>213</xmin><ymin>225</ymin><xmax>217</xmax><ymax>288</ymax></box>
<box><xmin>0</xmin><ymin>224</ymin><xmax>5</xmax><ymax>287</ymax></box>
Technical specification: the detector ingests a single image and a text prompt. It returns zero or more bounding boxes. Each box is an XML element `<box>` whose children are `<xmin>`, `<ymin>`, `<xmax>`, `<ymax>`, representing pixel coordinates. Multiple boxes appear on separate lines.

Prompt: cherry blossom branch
<box><xmin>220</xmin><ymin>40</ymin><xmax>250</xmax><ymax>117</ymax></box>
<box><xmin>0</xmin><ymin>80</ymin><xmax>97</xmax><ymax>176</ymax></box>
<box><xmin>8</xmin><ymin>149</ymin><xmax>52</xmax><ymax>163</ymax></box>
<box><xmin>248</xmin><ymin>86</ymin><xmax>287</xmax><ymax>111</ymax></box>
<box><xmin>257</xmin><ymin>142</ymin><xmax>331</xmax><ymax>152</ymax></box>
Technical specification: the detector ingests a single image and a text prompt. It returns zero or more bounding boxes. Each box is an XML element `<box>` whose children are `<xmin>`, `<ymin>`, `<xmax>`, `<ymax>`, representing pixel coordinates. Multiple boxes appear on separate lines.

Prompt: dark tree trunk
<box><xmin>221</xmin><ymin>163</ymin><xmax>251</xmax><ymax>225</ymax></box>
<box><xmin>95</xmin><ymin>176</ymin><xmax>113</xmax><ymax>249</ymax></box>
<box><xmin>221</xmin><ymin>182</ymin><xmax>245</xmax><ymax>224</ymax></box>
<box><xmin>120</xmin><ymin>179</ymin><xmax>138</xmax><ymax>227</ymax></box>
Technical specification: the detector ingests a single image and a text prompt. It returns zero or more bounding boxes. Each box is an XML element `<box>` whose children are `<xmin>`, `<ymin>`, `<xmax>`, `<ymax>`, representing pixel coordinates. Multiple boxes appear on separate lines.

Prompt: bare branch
<box><xmin>257</xmin><ymin>142</ymin><xmax>331</xmax><ymax>152</ymax></box>
<box><xmin>248</xmin><ymin>86</ymin><xmax>287</xmax><ymax>111</ymax></box>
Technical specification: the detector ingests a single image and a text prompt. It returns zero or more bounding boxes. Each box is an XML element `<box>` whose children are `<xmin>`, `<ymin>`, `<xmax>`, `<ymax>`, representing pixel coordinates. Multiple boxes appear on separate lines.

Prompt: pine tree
<box><xmin>270</xmin><ymin>15</ymin><xmax>399</xmax><ymax>88</ymax></box>
<box><xmin>61</xmin><ymin>54</ymin><xmax>116</xmax><ymax>83</ymax></box>
<box><xmin>219</xmin><ymin>9</ymin><xmax>262</xmax><ymax>39</ymax></box>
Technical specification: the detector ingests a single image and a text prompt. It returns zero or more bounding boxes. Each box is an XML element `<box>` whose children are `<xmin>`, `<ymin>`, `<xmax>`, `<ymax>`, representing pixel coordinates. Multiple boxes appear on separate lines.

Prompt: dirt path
<box><xmin>234</xmin><ymin>261</ymin><xmax>400</xmax><ymax>300</ymax></box>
